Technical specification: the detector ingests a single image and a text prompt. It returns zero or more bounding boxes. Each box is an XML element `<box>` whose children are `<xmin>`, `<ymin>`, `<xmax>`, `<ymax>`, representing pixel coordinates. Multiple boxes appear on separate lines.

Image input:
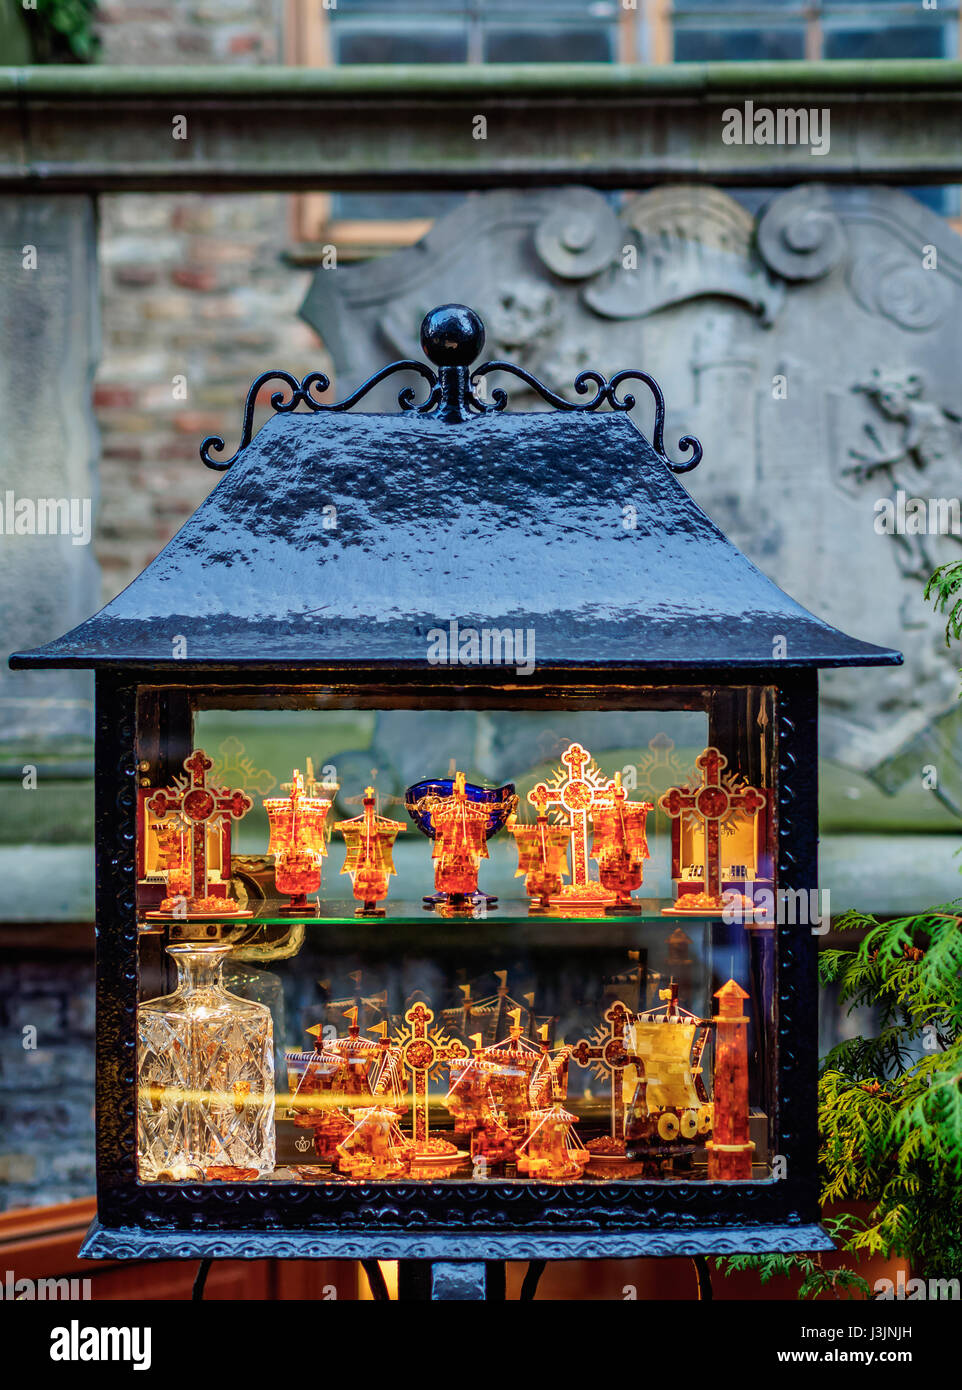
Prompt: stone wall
<box><xmin>0</xmin><ymin>950</ymin><xmax>95</xmax><ymax>1211</ymax></box>
<box><xmin>0</xmin><ymin>0</ymin><xmax>322</xmax><ymax>1213</ymax></box>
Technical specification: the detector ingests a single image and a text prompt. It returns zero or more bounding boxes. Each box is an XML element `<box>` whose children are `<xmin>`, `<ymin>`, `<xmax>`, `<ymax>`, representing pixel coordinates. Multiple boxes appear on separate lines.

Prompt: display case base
<box><xmin>79</xmin><ymin>1218</ymin><xmax>834</xmax><ymax>1262</ymax></box>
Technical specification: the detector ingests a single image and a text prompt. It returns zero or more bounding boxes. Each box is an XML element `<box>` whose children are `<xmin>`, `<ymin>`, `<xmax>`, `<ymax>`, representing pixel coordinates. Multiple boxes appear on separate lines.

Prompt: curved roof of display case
<box><xmin>10</xmin><ymin>305</ymin><xmax>901</xmax><ymax>674</ymax></box>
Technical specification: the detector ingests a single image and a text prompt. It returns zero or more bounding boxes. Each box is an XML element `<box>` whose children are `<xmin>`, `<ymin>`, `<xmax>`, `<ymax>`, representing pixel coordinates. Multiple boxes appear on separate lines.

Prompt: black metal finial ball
<box><xmin>419</xmin><ymin>304</ymin><xmax>485</xmax><ymax>367</ymax></box>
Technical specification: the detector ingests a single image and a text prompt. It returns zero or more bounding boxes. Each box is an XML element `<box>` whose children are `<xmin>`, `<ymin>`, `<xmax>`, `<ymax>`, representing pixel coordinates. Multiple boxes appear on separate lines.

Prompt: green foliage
<box><xmin>719</xmin><ymin>558</ymin><xmax>962</xmax><ymax>1298</ymax></box>
<box><xmin>718</xmin><ymin>1216</ymin><xmax>872</xmax><ymax>1300</ymax></box>
<box><xmin>716</xmin><ymin>908</ymin><xmax>962</xmax><ymax>1297</ymax></box>
<box><xmin>22</xmin><ymin>0</ymin><xmax>100</xmax><ymax>63</ymax></box>
<box><xmin>925</xmin><ymin>559</ymin><xmax>962</xmax><ymax>646</ymax></box>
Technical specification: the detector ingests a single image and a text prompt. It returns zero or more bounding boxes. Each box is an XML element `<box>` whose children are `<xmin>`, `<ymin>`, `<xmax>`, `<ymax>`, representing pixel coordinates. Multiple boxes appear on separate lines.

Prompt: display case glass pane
<box><xmin>135</xmin><ymin>688</ymin><xmax>776</xmax><ymax>1188</ymax></box>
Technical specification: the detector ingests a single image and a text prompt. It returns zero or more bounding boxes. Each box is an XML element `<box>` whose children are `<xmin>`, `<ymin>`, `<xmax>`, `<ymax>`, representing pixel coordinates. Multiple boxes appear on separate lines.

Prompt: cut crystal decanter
<box><xmin>138</xmin><ymin>944</ymin><xmax>275</xmax><ymax>1181</ymax></box>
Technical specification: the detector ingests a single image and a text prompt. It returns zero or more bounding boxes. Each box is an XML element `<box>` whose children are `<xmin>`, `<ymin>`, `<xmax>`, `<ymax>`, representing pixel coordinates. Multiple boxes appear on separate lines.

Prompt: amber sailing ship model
<box><xmin>623</xmin><ymin>981</ymin><xmax>714</xmax><ymax>1169</ymax></box>
<box><xmin>334</xmin><ymin>786</ymin><xmax>406</xmax><ymax>916</ymax></box>
<box><xmin>287</xmin><ymin>1008</ymin><xmax>406</xmax><ymax>1166</ymax></box>
<box><xmin>263</xmin><ymin>761</ymin><xmax>337</xmax><ymax>915</ymax></box>
<box><xmin>405</xmin><ymin>770</ymin><xmax>517</xmax><ymax>911</ymax></box>
<box><xmin>445</xmin><ymin>1019</ymin><xmax>540</xmax><ymax>1170</ymax></box>
<box><xmin>590</xmin><ymin>771</ymin><xmax>654</xmax><ymax>911</ymax></box>
<box><xmin>507</xmin><ymin>788</ymin><xmax>570</xmax><ymax>911</ymax></box>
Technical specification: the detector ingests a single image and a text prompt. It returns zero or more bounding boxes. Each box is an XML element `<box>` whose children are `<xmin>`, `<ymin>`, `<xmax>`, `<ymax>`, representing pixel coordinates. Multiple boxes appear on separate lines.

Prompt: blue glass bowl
<box><xmin>404</xmin><ymin>778</ymin><xmax>517</xmax><ymax>841</ymax></box>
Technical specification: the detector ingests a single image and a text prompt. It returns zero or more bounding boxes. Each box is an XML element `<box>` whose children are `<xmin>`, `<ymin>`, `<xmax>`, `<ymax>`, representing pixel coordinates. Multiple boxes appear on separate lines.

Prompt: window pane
<box><xmin>484</xmin><ymin>27</ymin><xmax>614</xmax><ymax>63</ymax></box>
<box><xmin>334</xmin><ymin>29</ymin><xmax>469</xmax><ymax>64</ymax></box>
<box><xmin>483</xmin><ymin>0</ymin><xmax>618</xmax><ymax>11</ymax></box>
<box><xmin>823</xmin><ymin>25</ymin><xmax>948</xmax><ymax>60</ymax></box>
<box><xmin>332</xmin><ymin>190</ymin><xmax>465</xmax><ymax>221</ymax></box>
<box><xmin>673</xmin><ymin>27</ymin><xmax>806</xmax><ymax>62</ymax></box>
<box><xmin>674</xmin><ymin>1</ymin><xmax>795</xmax><ymax>7</ymax></box>
<box><xmin>332</xmin><ymin>0</ymin><xmax>470</xmax><ymax>12</ymax></box>
<box><xmin>137</xmin><ymin>693</ymin><xmax>778</xmax><ymax>1190</ymax></box>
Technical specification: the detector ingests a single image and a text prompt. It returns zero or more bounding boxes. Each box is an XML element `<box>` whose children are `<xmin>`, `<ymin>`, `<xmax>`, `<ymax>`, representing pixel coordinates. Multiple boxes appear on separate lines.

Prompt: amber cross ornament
<box><xmin>146</xmin><ymin>749</ymin><xmax>252</xmax><ymax>910</ymax></box>
<box><xmin>393</xmin><ymin>1002</ymin><xmax>468</xmax><ymax>1151</ymax></box>
<box><xmin>659</xmin><ymin>747</ymin><xmax>766</xmax><ymax>917</ymax></box>
<box><xmin>572</xmin><ymin>1001</ymin><xmax>631</xmax><ymax>1140</ymax></box>
<box><xmin>528</xmin><ymin>741</ymin><xmax>617</xmax><ymax>905</ymax></box>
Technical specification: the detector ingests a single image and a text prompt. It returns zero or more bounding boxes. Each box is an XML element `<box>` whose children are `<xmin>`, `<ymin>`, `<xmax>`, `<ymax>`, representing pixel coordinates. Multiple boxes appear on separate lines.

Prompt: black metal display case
<box><xmin>10</xmin><ymin>305</ymin><xmax>901</xmax><ymax>1272</ymax></box>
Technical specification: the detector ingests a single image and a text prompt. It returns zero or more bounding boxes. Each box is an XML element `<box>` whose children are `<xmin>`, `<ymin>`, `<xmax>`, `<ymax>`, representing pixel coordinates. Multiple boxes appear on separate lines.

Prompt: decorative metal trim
<box><xmin>469</xmin><ymin>362</ymin><xmax>703</xmax><ymax>473</ymax></box>
<box><xmin>80</xmin><ymin>1219</ymin><xmax>834</xmax><ymax>1263</ymax></box>
<box><xmin>200</xmin><ymin>362</ymin><xmax>441</xmax><ymax>470</ymax></box>
<box><xmin>199</xmin><ymin>304</ymin><xmax>701</xmax><ymax>475</ymax></box>
<box><xmin>773</xmin><ymin>673</ymin><xmax>821</xmax><ymax>1207</ymax></box>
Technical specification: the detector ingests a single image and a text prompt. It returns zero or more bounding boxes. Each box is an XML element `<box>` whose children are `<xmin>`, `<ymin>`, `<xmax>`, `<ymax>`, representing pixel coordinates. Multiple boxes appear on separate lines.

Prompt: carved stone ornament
<box><xmin>301</xmin><ymin>184</ymin><xmax>962</xmax><ymax>807</ymax></box>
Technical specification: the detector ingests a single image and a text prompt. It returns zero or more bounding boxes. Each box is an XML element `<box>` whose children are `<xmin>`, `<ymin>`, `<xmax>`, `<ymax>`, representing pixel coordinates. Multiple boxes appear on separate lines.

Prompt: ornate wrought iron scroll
<box><xmin>467</xmin><ymin>361</ymin><xmax>703</xmax><ymax>473</ymax></box>
<box><xmin>200</xmin><ymin>306</ymin><xmax>702</xmax><ymax>477</ymax></box>
<box><xmin>200</xmin><ymin>362</ymin><xmax>441</xmax><ymax>470</ymax></box>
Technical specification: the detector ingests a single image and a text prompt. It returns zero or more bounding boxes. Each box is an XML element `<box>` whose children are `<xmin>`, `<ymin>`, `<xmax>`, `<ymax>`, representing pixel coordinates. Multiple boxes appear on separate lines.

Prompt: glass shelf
<box><xmin>139</xmin><ymin>896</ymin><xmax>718</xmax><ymax>926</ymax></box>
<box><xmin>137</xmin><ymin>898</ymin><xmax>727</xmax><ymax>948</ymax></box>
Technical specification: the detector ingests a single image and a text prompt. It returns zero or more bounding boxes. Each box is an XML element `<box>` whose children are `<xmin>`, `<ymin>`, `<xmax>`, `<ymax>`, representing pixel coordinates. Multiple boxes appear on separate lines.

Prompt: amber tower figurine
<box><xmin>334</xmin><ymin>786</ymin><xmax>406</xmax><ymax>916</ymax></box>
<box><xmin>263</xmin><ymin>765</ymin><xmax>337</xmax><ymax>914</ymax></box>
<box><xmin>706</xmin><ymin>978</ymin><xmax>754</xmax><ymax>1180</ymax></box>
<box><xmin>145</xmin><ymin>749</ymin><xmax>253</xmax><ymax>917</ymax></box>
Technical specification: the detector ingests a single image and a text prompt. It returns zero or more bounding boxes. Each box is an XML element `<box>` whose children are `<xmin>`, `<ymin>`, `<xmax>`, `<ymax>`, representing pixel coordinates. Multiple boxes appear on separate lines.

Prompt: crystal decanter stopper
<box><xmin>137</xmin><ymin>944</ymin><xmax>275</xmax><ymax>1181</ymax></box>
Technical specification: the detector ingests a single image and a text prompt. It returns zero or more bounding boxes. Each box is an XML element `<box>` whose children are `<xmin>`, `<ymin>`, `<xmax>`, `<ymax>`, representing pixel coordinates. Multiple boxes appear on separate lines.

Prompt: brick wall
<box><xmin>93</xmin><ymin>1</ymin><xmax>326</xmax><ymax>603</ymax></box>
<box><xmin>96</xmin><ymin>0</ymin><xmax>282</xmax><ymax>68</ymax></box>
<box><xmin>95</xmin><ymin>192</ymin><xmax>323</xmax><ymax>601</ymax></box>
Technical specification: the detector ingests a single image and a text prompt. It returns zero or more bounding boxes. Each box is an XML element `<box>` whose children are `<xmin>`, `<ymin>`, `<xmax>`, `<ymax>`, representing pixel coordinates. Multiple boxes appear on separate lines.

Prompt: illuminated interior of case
<box><xmin>135</xmin><ymin>694</ymin><xmax>776</xmax><ymax>1187</ymax></box>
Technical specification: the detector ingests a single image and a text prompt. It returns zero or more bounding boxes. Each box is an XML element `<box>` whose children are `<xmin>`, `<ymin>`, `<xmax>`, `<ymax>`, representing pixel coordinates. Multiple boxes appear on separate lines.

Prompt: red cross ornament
<box><xmin>659</xmin><ymin>747</ymin><xmax>766</xmax><ymax>917</ymax></box>
<box><xmin>146</xmin><ymin>749</ymin><xmax>253</xmax><ymax>913</ymax></box>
